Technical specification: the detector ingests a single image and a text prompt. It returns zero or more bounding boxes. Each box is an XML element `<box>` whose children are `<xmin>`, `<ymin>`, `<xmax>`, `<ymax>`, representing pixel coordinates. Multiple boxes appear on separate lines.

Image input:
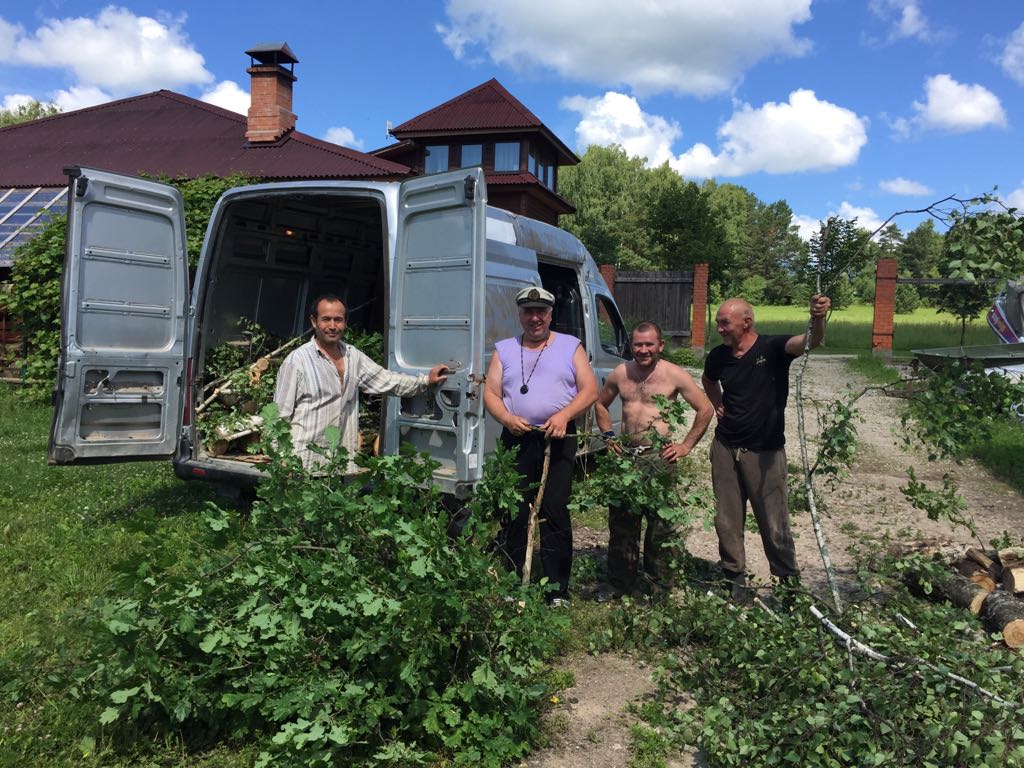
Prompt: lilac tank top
<box><xmin>496</xmin><ymin>333</ymin><xmax>580</xmax><ymax>426</ymax></box>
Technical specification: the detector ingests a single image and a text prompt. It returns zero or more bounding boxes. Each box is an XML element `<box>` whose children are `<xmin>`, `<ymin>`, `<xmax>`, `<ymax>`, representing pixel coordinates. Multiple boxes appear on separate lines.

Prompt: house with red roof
<box><xmin>372</xmin><ymin>78</ymin><xmax>578</xmax><ymax>226</ymax></box>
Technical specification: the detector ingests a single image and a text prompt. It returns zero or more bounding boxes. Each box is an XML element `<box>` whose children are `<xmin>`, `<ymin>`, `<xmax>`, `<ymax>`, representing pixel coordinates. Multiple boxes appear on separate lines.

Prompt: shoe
<box><xmin>549</xmin><ymin>597</ymin><xmax>572</xmax><ymax>609</ymax></box>
<box><xmin>595</xmin><ymin>590</ymin><xmax>613</xmax><ymax>603</ymax></box>
<box><xmin>723</xmin><ymin>571</ymin><xmax>753</xmax><ymax>606</ymax></box>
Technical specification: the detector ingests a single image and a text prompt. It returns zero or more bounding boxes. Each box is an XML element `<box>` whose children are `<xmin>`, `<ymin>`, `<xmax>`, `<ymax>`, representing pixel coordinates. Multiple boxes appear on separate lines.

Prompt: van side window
<box><xmin>596</xmin><ymin>294</ymin><xmax>630</xmax><ymax>359</ymax></box>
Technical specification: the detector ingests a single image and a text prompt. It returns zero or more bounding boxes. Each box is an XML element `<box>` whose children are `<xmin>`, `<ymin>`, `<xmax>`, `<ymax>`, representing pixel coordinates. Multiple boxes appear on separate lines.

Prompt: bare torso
<box><xmin>618</xmin><ymin>360</ymin><xmax>683</xmax><ymax>445</ymax></box>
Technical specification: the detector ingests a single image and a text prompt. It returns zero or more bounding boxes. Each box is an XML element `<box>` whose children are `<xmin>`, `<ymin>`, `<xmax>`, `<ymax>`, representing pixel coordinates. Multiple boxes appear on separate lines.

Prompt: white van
<box><xmin>48</xmin><ymin>167</ymin><xmax>630</xmax><ymax>498</ymax></box>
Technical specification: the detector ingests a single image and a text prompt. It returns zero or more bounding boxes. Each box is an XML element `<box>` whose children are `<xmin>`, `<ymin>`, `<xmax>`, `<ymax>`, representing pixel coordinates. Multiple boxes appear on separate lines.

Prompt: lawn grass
<box><xmin>0</xmin><ymin>385</ymin><xmax>245</xmax><ymax>767</ymax></box>
<box><xmin>749</xmin><ymin>304</ymin><xmax>994</xmax><ymax>353</ymax></box>
<box><xmin>970</xmin><ymin>418</ymin><xmax>1024</xmax><ymax>496</ymax></box>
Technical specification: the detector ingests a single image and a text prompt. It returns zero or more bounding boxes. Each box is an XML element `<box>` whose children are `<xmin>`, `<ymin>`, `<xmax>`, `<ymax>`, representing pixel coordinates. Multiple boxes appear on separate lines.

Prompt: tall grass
<box><xmin>746</xmin><ymin>304</ymin><xmax>994</xmax><ymax>353</ymax></box>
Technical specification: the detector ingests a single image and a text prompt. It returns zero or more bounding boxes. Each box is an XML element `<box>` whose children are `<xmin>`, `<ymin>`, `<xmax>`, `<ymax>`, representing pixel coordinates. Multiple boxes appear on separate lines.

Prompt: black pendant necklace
<box><xmin>520</xmin><ymin>334</ymin><xmax>549</xmax><ymax>394</ymax></box>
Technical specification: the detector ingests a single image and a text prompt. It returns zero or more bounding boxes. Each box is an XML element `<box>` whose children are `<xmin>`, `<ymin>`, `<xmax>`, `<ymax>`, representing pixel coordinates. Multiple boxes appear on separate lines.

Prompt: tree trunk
<box><xmin>954</xmin><ymin>560</ymin><xmax>996</xmax><ymax>593</ymax></box>
<box><xmin>981</xmin><ymin>591</ymin><xmax>1024</xmax><ymax>649</ymax></box>
<box><xmin>1002</xmin><ymin>565</ymin><xmax>1024</xmax><ymax>595</ymax></box>
<box><xmin>905</xmin><ymin>569</ymin><xmax>989</xmax><ymax>616</ymax></box>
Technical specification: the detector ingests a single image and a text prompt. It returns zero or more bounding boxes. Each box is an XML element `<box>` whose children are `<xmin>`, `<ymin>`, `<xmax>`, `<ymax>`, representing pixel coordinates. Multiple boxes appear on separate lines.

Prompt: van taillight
<box><xmin>182</xmin><ymin>358</ymin><xmax>193</xmax><ymax>426</ymax></box>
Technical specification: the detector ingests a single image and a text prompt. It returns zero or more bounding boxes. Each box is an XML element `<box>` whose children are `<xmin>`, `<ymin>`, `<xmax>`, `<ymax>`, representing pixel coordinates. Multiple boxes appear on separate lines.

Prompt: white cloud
<box><xmin>1005</xmin><ymin>187</ymin><xmax>1024</xmax><ymax>212</ymax></box>
<box><xmin>792</xmin><ymin>203</ymin><xmax>884</xmax><ymax>242</ymax></box>
<box><xmin>1</xmin><ymin>93</ymin><xmax>35</xmax><ymax>111</ymax></box>
<box><xmin>912</xmin><ymin>74</ymin><xmax>1006</xmax><ymax>133</ymax></box>
<box><xmin>561</xmin><ymin>92</ymin><xmax>680</xmax><ymax>166</ymax></box>
<box><xmin>671</xmin><ymin>89</ymin><xmax>867</xmax><ymax>177</ymax></box>
<box><xmin>879</xmin><ymin>177</ymin><xmax>933</xmax><ymax>196</ymax></box>
<box><xmin>835</xmin><ymin>202</ymin><xmax>884</xmax><ymax>233</ymax></box>
<box><xmin>437</xmin><ymin>0</ymin><xmax>812</xmax><ymax>97</ymax></box>
<box><xmin>868</xmin><ymin>0</ymin><xmax>936</xmax><ymax>43</ymax></box>
<box><xmin>1000</xmin><ymin>22</ymin><xmax>1024</xmax><ymax>85</ymax></box>
<box><xmin>52</xmin><ymin>86</ymin><xmax>113</xmax><ymax>112</ymax></box>
<box><xmin>324</xmin><ymin>126</ymin><xmax>365</xmax><ymax>150</ymax></box>
<box><xmin>5</xmin><ymin>7</ymin><xmax>212</xmax><ymax>95</ymax></box>
<box><xmin>791</xmin><ymin>213</ymin><xmax>822</xmax><ymax>241</ymax></box>
<box><xmin>200</xmin><ymin>80</ymin><xmax>249</xmax><ymax>115</ymax></box>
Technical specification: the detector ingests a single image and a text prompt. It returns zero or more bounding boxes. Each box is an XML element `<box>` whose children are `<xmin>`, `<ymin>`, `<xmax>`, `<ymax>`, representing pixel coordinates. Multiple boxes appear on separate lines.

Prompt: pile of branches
<box><xmin>196</xmin><ymin>321</ymin><xmax>385</xmax><ymax>459</ymax></box>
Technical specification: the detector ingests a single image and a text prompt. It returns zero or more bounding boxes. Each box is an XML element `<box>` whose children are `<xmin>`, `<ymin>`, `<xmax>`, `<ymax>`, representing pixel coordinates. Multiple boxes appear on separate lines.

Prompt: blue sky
<box><xmin>2</xmin><ymin>1</ymin><xmax>1022</xmax><ymax>238</ymax></box>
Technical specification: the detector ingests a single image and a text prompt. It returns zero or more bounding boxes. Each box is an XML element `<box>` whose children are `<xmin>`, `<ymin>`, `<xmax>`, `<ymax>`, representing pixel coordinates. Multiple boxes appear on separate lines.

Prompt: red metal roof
<box><xmin>391</xmin><ymin>78</ymin><xmax>542</xmax><ymax>134</ymax></box>
<box><xmin>388</xmin><ymin>79</ymin><xmax>578</xmax><ymax>166</ymax></box>
<box><xmin>0</xmin><ymin>90</ymin><xmax>409</xmax><ymax>187</ymax></box>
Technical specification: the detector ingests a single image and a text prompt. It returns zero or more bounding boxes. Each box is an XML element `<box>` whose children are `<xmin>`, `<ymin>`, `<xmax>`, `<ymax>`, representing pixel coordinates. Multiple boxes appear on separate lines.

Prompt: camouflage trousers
<box><xmin>607</xmin><ymin>449</ymin><xmax>682</xmax><ymax>594</ymax></box>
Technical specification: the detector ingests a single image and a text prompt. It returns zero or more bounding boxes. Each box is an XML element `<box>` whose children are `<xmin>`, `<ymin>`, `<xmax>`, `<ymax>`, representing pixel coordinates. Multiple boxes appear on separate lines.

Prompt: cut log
<box><xmin>997</xmin><ymin>547</ymin><xmax>1024</xmax><ymax>567</ymax></box>
<box><xmin>1002</xmin><ymin>565</ymin><xmax>1024</xmax><ymax>595</ymax></box>
<box><xmin>904</xmin><ymin>570</ymin><xmax>990</xmax><ymax>616</ymax></box>
<box><xmin>965</xmin><ymin>546</ymin><xmax>1002</xmax><ymax>580</ymax></box>
<box><xmin>954</xmin><ymin>560</ymin><xmax>996</xmax><ymax>593</ymax></box>
<box><xmin>980</xmin><ymin>591</ymin><xmax>1024</xmax><ymax>649</ymax></box>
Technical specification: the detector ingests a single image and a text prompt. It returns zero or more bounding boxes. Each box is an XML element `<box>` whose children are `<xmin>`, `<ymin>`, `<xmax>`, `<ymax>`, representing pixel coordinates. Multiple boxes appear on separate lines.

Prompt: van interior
<box><xmin>191</xmin><ymin>192</ymin><xmax>389</xmax><ymax>462</ymax></box>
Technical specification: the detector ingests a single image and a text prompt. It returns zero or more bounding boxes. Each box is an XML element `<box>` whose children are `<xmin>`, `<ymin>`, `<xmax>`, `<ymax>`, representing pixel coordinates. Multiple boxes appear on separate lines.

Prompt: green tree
<box><xmin>644</xmin><ymin>164</ymin><xmax>730</xmax><ymax>275</ymax></box>
<box><xmin>937</xmin><ymin>209</ymin><xmax>1024</xmax><ymax>344</ymax></box>
<box><xmin>795</xmin><ymin>217</ymin><xmax>871</xmax><ymax>309</ymax></box>
<box><xmin>559</xmin><ymin>144</ymin><xmax>656</xmax><ymax>269</ymax></box>
<box><xmin>0</xmin><ymin>99</ymin><xmax>60</xmax><ymax>127</ymax></box>
<box><xmin>898</xmin><ymin>219</ymin><xmax>945</xmax><ymax>306</ymax></box>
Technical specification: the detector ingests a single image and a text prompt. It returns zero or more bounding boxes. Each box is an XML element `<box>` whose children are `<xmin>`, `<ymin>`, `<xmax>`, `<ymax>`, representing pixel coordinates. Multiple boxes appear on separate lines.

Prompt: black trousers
<box><xmin>498</xmin><ymin>426</ymin><xmax>576</xmax><ymax>599</ymax></box>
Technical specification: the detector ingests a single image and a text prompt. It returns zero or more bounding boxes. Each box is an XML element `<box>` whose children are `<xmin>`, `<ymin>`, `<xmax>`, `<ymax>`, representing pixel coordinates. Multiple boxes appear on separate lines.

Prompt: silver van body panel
<box><xmin>49</xmin><ymin>168</ymin><xmax>188</xmax><ymax>464</ymax></box>
<box><xmin>50</xmin><ymin>168</ymin><xmax>628</xmax><ymax>493</ymax></box>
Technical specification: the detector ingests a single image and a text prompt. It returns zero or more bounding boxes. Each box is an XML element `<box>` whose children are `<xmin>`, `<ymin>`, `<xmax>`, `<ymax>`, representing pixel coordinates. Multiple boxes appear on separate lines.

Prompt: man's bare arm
<box><xmin>701</xmin><ymin>374</ymin><xmax>724</xmax><ymax>419</ymax></box>
<box><xmin>483</xmin><ymin>353</ymin><xmax>531</xmax><ymax>435</ymax></box>
<box><xmin>785</xmin><ymin>294</ymin><xmax>831</xmax><ymax>356</ymax></box>
<box><xmin>594</xmin><ymin>365</ymin><xmax>623</xmax><ymax>434</ymax></box>
<box><xmin>666</xmin><ymin>367</ymin><xmax>714</xmax><ymax>459</ymax></box>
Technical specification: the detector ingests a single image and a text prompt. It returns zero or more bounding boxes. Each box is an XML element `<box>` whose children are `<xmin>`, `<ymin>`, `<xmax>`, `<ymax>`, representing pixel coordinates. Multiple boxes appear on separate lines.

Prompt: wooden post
<box><xmin>872</xmin><ymin>258</ymin><xmax>898</xmax><ymax>358</ymax></box>
<box><xmin>691</xmin><ymin>262</ymin><xmax>709</xmax><ymax>355</ymax></box>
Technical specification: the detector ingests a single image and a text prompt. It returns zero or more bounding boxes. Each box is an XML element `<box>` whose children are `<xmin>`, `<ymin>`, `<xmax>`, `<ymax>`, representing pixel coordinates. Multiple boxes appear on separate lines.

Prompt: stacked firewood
<box><xmin>905</xmin><ymin>545</ymin><xmax>1024</xmax><ymax>650</ymax></box>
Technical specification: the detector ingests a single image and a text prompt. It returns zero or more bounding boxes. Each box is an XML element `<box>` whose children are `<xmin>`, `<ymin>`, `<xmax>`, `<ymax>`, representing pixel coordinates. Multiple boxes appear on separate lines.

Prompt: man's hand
<box><xmin>810</xmin><ymin>294</ymin><xmax>831</xmax><ymax>318</ymax></box>
<box><xmin>602</xmin><ymin>433</ymin><xmax>623</xmax><ymax>455</ymax></box>
<box><xmin>714</xmin><ymin>404</ymin><xmax>725</xmax><ymax>419</ymax></box>
<box><xmin>541</xmin><ymin>411</ymin><xmax>570</xmax><ymax>439</ymax></box>
<box><xmin>503</xmin><ymin>414</ymin><xmax>533</xmax><ymax>436</ymax></box>
<box><xmin>427</xmin><ymin>363</ymin><xmax>450</xmax><ymax>385</ymax></box>
<box><xmin>661</xmin><ymin>442</ymin><xmax>690</xmax><ymax>463</ymax></box>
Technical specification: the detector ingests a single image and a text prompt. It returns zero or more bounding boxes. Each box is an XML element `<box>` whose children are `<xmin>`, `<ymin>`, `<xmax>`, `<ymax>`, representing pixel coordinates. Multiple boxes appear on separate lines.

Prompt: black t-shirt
<box><xmin>703</xmin><ymin>334</ymin><xmax>797</xmax><ymax>451</ymax></box>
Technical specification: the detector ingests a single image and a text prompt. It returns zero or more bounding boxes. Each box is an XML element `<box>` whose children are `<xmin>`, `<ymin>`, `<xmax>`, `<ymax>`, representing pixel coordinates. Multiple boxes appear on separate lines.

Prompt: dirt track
<box><xmin>524</xmin><ymin>354</ymin><xmax>1022</xmax><ymax>767</ymax></box>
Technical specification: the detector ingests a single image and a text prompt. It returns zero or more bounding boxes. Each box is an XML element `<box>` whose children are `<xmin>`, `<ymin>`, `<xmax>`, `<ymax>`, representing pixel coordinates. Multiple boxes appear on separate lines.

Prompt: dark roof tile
<box><xmin>0</xmin><ymin>90</ymin><xmax>409</xmax><ymax>187</ymax></box>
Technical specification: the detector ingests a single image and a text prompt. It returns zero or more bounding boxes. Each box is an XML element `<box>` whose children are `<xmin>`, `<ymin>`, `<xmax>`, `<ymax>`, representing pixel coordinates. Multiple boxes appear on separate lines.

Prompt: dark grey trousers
<box><xmin>709</xmin><ymin>437</ymin><xmax>799</xmax><ymax>579</ymax></box>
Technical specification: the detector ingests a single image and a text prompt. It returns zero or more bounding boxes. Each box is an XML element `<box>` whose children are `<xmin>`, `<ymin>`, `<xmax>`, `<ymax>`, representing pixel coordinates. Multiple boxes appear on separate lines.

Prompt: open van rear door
<box><xmin>388</xmin><ymin>168</ymin><xmax>487</xmax><ymax>493</ymax></box>
<box><xmin>49</xmin><ymin>168</ymin><xmax>188</xmax><ymax>465</ymax></box>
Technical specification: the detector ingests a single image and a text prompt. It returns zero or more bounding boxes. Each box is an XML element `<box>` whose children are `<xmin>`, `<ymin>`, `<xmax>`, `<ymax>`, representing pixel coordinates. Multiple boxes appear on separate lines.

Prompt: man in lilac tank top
<box><xmin>483</xmin><ymin>286</ymin><xmax>598</xmax><ymax>606</ymax></box>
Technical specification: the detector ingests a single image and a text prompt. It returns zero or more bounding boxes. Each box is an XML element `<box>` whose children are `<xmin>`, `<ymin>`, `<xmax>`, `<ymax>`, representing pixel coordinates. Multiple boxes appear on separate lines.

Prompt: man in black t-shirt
<box><xmin>701</xmin><ymin>295</ymin><xmax>831</xmax><ymax>601</ymax></box>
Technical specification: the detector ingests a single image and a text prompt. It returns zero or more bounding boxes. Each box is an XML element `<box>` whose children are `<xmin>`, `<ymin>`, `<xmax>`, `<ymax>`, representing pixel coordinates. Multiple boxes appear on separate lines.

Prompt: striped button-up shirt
<box><xmin>273</xmin><ymin>338</ymin><xmax>428</xmax><ymax>470</ymax></box>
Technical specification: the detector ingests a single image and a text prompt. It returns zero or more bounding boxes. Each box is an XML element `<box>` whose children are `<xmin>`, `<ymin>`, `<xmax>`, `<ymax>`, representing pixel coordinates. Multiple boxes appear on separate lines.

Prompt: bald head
<box><xmin>718</xmin><ymin>298</ymin><xmax>754</xmax><ymax>324</ymax></box>
<box><xmin>715</xmin><ymin>298</ymin><xmax>756</xmax><ymax>349</ymax></box>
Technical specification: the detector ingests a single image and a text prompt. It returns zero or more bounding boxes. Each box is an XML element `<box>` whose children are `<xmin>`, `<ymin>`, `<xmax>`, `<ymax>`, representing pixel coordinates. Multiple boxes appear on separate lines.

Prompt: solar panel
<box><xmin>0</xmin><ymin>187</ymin><xmax>67</xmax><ymax>267</ymax></box>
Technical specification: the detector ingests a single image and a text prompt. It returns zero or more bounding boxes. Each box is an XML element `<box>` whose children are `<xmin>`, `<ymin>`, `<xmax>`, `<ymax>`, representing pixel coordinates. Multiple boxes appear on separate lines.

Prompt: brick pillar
<box><xmin>691</xmin><ymin>263</ymin><xmax>709</xmax><ymax>355</ymax></box>
<box><xmin>599</xmin><ymin>264</ymin><xmax>616</xmax><ymax>297</ymax></box>
<box><xmin>872</xmin><ymin>258</ymin><xmax>898</xmax><ymax>358</ymax></box>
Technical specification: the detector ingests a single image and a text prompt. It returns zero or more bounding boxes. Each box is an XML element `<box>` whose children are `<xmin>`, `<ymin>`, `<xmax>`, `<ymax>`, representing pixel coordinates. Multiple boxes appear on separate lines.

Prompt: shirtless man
<box><xmin>594</xmin><ymin>321</ymin><xmax>713</xmax><ymax>596</ymax></box>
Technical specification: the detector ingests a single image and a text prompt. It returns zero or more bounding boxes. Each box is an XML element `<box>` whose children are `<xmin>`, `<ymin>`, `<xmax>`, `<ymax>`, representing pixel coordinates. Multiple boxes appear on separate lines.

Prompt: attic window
<box><xmin>494</xmin><ymin>142</ymin><xmax>520</xmax><ymax>171</ymax></box>
<box><xmin>424</xmin><ymin>145</ymin><xmax>449</xmax><ymax>174</ymax></box>
<box><xmin>461</xmin><ymin>144</ymin><xmax>482</xmax><ymax>168</ymax></box>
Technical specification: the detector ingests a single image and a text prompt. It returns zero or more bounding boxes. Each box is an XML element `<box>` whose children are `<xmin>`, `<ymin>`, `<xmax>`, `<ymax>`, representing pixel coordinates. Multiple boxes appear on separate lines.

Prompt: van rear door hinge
<box><xmin>464</xmin><ymin>176</ymin><xmax>476</xmax><ymax>202</ymax></box>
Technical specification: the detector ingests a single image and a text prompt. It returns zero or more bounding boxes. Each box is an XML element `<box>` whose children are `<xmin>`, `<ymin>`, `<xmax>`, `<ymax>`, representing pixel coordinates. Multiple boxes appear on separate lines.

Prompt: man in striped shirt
<box><xmin>274</xmin><ymin>294</ymin><xmax>449</xmax><ymax>471</ymax></box>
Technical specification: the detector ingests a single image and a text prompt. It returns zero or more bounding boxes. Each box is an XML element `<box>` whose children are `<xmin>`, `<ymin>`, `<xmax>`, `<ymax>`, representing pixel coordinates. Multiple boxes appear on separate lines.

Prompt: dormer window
<box><xmin>424</xmin><ymin>145</ymin><xmax>449</xmax><ymax>174</ymax></box>
<box><xmin>461</xmin><ymin>144</ymin><xmax>482</xmax><ymax>168</ymax></box>
<box><xmin>494</xmin><ymin>141</ymin><xmax>520</xmax><ymax>171</ymax></box>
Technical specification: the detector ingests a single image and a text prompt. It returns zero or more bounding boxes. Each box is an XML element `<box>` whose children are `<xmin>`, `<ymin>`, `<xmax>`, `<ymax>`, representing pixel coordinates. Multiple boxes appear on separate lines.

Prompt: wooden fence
<box><xmin>613</xmin><ymin>271</ymin><xmax>693</xmax><ymax>340</ymax></box>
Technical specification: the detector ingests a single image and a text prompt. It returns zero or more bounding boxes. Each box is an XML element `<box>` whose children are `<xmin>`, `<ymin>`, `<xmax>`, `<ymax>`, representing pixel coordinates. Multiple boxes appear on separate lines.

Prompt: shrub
<box><xmin>894</xmin><ymin>284</ymin><xmax>921</xmax><ymax>314</ymax></box>
<box><xmin>76</xmin><ymin>414</ymin><xmax>562</xmax><ymax>766</ymax></box>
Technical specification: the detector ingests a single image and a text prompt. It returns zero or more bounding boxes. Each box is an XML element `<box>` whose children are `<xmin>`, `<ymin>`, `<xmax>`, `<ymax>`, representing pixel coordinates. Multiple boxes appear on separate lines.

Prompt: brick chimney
<box><xmin>245</xmin><ymin>42</ymin><xmax>298</xmax><ymax>143</ymax></box>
